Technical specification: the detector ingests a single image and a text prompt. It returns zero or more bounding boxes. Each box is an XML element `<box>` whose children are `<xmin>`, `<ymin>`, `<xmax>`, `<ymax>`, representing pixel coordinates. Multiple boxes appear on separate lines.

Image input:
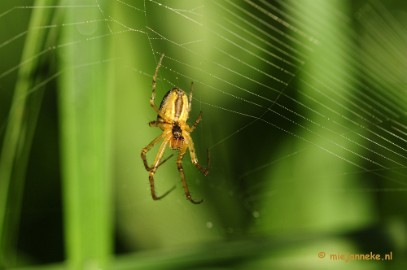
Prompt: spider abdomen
<box><xmin>158</xmin><ymin>88</ymin><xmax>190</xmax><ymax>123</ymax></box>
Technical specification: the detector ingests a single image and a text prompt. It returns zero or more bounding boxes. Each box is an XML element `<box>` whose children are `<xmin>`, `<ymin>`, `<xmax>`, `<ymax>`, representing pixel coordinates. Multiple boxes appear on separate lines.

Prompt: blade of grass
<box><xmin>258</xmin><ymin>0</ymin><xmax>374</xmax><ymax>236</ymax></box>
<box><xmin>0</xmin><ymin>0</ymin><xmax>56</xmax><ymax>266</ymax></box>
<box><xmin>58</xmin><ymin>0</ymin><xmax>113</xmax><ymax>269</ymax></box>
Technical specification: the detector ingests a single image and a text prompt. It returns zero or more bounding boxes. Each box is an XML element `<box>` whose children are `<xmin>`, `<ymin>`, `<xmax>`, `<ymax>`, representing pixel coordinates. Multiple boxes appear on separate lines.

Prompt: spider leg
<box><xmin>188</xmin><ymin>81</ymin><xmax>194</xmax><ymax>114</ymax></box>
<box><xmin>177</xmin><ymin>144</ymin><xmax>203</xmax><ymax>204</ymax></box>
<box><xmin>189</xmin><ymin>111</ymin><xmax>202</xmax><ymax>132</ymax></box>
<box><xmin>185</xmin><ymin>133</ymin><xmax>210</xmax><ymax>176</ymax></box>
<box><xmin>149</xmin><ymin>120</ymin><xmax>158</xmax><ymax>127</ymax></box>
<box><xmin>141</xmin><ymin>133</ymin><xmax>163</xmax><ymax>171</ymax></box>
<box><xmin>150</xmin><ymin>53</ymin><xmax>168</xmax><ymax>120</ymax></box>
<box><xmin>156</xmin><ymin>154</ymin><xmax>174</xmax><ymax>170</ymax></box>
<box><xmin>141</xmin><ymin>131</ymin><xmax>174</xmax><ymax>171</ymax></box>
<box><xmin>148</xmin><ymin>135</ymin><xmax>176</xmax><ymax>200</ymax></box>
<box><xmin>187</xmin><ymin>82</ymin><xmax>203</xmax><ymax>133</ymax></box>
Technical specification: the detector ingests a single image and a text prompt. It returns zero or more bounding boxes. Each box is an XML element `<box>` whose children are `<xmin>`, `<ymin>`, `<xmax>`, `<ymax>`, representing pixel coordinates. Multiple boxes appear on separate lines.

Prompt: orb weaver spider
<box><xmin>141</xmin><ymin>54</ymin><xmax>210</xmax><ymax>204</ymax></box>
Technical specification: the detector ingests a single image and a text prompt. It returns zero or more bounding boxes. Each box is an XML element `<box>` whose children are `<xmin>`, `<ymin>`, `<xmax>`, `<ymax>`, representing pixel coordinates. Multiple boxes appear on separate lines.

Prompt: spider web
<box><xmin>1</xmin><ymin>0</ymin><xmax>407</xmax><ymax>262</ymax></box>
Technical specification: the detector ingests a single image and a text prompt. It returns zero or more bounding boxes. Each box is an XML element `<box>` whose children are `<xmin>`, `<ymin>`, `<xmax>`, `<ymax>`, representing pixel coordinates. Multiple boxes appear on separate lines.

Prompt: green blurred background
<box><xmin>1</xmin><ymin>0</ymin><xmax>406</xmax><ymax>269</ymax></box>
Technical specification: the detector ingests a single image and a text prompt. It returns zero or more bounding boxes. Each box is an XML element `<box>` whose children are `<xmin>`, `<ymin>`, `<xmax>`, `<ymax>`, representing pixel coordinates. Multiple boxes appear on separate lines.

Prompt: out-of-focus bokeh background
<box><xmin>1</xmin><ymin>0</ymin><xmax>406</xmax><ymax>269</ymax></box>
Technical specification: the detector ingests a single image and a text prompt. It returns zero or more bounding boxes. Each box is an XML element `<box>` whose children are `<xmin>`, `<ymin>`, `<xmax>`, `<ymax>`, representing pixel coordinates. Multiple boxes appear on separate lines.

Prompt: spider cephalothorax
<box><xmin>171</xmin><ymin>123</ymin><xmax>184</xmax><ymax>149</ymax></box>
<box><xmin>141</xmin><ymin>54</ymin><xmax>210</xmax><ymax>204</ymax></box>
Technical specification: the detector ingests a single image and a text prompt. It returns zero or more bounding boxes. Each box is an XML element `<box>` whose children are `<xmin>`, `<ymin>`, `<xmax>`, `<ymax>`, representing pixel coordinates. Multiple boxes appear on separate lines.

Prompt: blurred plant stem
<box><xmin>0</xmin><ymin>0</ymin><xmax>56</xmax><ymax>267</ymax></box>
<box><xmin>58</xmin><ymin>0</ymin><xmax>113</xmax><ymax>269</ymax></box>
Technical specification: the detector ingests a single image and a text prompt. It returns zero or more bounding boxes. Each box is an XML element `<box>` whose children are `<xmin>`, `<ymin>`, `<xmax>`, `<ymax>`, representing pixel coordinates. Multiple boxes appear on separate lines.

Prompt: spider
<box><xmin>141</xmin><ymin>54</ymin><xmax>210</xmax><ymax>204</ymax></box>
